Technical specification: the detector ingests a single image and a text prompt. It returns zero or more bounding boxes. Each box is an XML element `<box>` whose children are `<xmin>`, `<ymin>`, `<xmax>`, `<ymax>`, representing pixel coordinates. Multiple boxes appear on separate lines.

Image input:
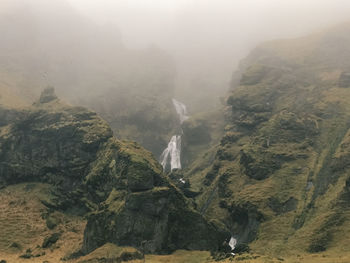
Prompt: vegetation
<box><xmin>2</xmin><ymin>12</ymin><xmax>350</xmax><ymax>263</ymax></box>
<box><xmin>0</xmin><ymin>89</ymin><xmax>229</xmax><ymax>262</ymax></box>
<box><xmin>182</xmin><ymin>22</ymin><xmax>350</xmax><ymax>259</ymax></box>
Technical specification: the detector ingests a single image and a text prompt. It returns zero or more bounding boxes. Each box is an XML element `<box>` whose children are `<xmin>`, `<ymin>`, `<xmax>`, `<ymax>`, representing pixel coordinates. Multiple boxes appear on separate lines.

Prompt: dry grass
<box><xmin>118</xmin><ymin>251</ymin><xmax>350</xmax><ymax>263</ymax></box>
<box><xmin>0</xmin><ymin>72</ymin><xmax>29</xmax><ymax>108</ymax></box>
<box><xmin>1</xmin><ymin>183</ymin><xmax>350</xmax><ymax>263</ymax></box>
<box><xmin>0</xmin><ymin>183</ymin><xmax>85</xmax><ymax>263</ymax></box>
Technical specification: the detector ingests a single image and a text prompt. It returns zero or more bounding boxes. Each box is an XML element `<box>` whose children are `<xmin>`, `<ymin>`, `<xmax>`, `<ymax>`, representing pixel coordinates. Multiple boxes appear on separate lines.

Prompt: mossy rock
<box><xmin>83</xmin><ymin>185</ymin><xmax>230</xmax><ymax>254</ymax></box>
<box><xmin>0</xmin><ymin>95</ymin><xmax>230</xmax><ymax>256</ymax></box>
<box><xmin>126</xmin><ymin>162</ymin><xmax>155</xmax><ymax>192</ymax></box>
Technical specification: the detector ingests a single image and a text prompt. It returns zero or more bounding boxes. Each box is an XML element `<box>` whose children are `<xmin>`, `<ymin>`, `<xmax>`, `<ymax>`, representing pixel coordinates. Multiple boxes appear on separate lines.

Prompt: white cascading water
<box><xmin>160</xmin><ymin>99</ymin><xmax>189</xmax><ymax>171</ymax></box>
<box><xmin>229</xmin><ymin>237</ymin><xmax>237</xmax><ymax>255</ymax></box>
<box><xmin>172</xmin><ymin>98</ymin><xmax>189</xmax><ymax>124</ymax></box>
<box><xmin>160</xmin><ymin>135</ymin><xmax>182</xmax><ymax>170</ymax></box>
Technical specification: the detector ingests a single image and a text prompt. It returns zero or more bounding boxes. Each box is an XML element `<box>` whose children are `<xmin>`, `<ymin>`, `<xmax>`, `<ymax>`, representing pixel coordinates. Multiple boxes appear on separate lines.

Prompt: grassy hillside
<box><xmin>0</xmin><ymin>89</ymin><xmax>229</xmax><ymax>262</ymax></box>
<box><xmin>0</xmin><ymin>183</ymin><xmax>86</xmax><ymax>262</ymax></box>
<box><xmin>183</xmin><ymin>22</ymin><xmax>350</xmax><ymax>259</ymax></box>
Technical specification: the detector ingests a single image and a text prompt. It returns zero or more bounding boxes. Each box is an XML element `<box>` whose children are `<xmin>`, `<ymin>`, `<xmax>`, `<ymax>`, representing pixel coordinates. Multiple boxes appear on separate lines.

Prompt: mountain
<box><xmin>0</xmin><ymin>0</ymin><xmax>178</xmax><ymax>157</ymax></box>
<box><xmin>0</xmin><ymin>88</ymin><xmax>229</xmax><ymax>262</ymax></box>
<box><xmin>183</xmin><ymin>22</ymin><xmax>350</xmax><ymax>258</ymax></box>
<box><xmin>2</xmin><ymin>4</ymin><xmax>350</xmax><ymax>261</ymax></box>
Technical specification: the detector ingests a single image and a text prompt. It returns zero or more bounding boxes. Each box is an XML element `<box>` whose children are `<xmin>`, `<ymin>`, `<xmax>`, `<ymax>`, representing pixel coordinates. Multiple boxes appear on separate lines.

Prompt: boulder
<box><xmin>83</xmin><ymin>185</ymin><xmax>230</xmax><ymax>254</ymax></box>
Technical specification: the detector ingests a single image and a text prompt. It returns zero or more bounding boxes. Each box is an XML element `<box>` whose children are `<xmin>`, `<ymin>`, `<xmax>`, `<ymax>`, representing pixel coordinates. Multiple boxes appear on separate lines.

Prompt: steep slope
<box><xmin>185</xmin><ymin>22</ymin><xmax>350</xmax><ymax>257</ymax></box>
<box><xmin>0</xmin><ymin>88</ymin><xmax>229</xmax><ymax>261</ymax></box>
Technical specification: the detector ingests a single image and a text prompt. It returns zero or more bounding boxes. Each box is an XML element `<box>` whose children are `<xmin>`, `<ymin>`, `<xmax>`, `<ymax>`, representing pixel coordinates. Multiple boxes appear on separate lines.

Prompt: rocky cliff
<box><xmin>184</xmin><ymin>22</ymin><xmax>350</xmax><ymax>256</ymax></box>
<box><xmin>0</xmin><ymin>88</ymin><xmax>229</xmax><ymax>260</ymax></box>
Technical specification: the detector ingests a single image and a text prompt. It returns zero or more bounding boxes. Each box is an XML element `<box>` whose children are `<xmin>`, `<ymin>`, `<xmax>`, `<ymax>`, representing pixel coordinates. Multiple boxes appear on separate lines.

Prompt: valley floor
<box><xmin>1</xmin><ymin>184</ymin><xmax>350</xmax><ymax>263</ymax></box>
<box><xmin>128</xmin><ymin>251</ymin><xmax>350</xmax><ymax>263</ymax></box>
<box><xmin>2</xmin><ymin>249</ymin><xmax>350</xmax><ymax>263</ymax></box>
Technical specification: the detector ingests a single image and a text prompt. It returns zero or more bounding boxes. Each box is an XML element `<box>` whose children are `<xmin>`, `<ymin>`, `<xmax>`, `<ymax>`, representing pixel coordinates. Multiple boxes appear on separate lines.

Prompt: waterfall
<box><xmin>172</xmin><ymin>98</ymin><xmax>189</xmax><ymax>124</ymax></box>
<box><xmin>229</xmin><ymin>237</ymin><xmax>237</xmax><ymax>255</ymax></box>
<box><xmin>160</xmin><ymin>99</ymin><xmax>188</xmax><ymax>171</ymax></box>
<box><xmin>160</xmin><ymin>135</ymin><xmax>181</xmax><ymax>171</ymax></box>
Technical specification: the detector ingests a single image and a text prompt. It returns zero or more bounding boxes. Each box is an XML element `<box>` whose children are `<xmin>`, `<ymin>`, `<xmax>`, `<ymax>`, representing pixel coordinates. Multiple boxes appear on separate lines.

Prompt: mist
<box><xmin>1</xmin><ymin>0</ymin><xmax>350</xmax><ymax>153</ymax></box>
<box><xmin>2</xmin><ymin>0</ymin><xmax>350</xmax><ymax>111</ymax></box>
<box><xmin>0</xmin><ymin>0</ymin><xmax>350</xmax><ymax>110</ymax></box>
<box><xmin>67</xmin><ymin>0</ymin><xmax>350</xmax><ymax>109</ymax></box>
<box><xmin>2</xmin><ymin>2</ymin><xmax>350</xmax><ymax>259</ymax></box>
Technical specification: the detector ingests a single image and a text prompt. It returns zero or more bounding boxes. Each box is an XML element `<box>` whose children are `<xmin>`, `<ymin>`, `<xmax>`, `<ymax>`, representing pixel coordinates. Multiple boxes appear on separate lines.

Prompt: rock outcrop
<box><xmin>0</xmin><ymin>90</ymin><xmax>229</xmax><ymax>256</ymax></box>
<box><xmin>83</xmin><ymin>185</ymin><xmax>229</xmax><ymax>254</ymax></box>
<box><xmin>39</xmin><ymin>86</ymin><xmax>58</xmax><ymax>104</ymax></box>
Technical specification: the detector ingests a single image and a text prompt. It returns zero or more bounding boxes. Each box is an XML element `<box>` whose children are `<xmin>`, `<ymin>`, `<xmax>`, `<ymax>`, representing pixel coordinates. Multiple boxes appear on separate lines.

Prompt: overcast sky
<box><xmin>3</xmin><ymin>0</ymin><xmax>350</xmax><ymax>65</ymax></box>
<box><xmin>66</xmin><ymin>0</ymin><xmax>350</xmax><ymax>105</ymax></box>
<box><xmin>2</xmin><ymin>0</ymin><xmax>350</xmax><ymax>108</ymax></box>
<box><xmin>67</xmin><ymin>0</ymin><xmax>350</xmax><ymax>50</ymax></box>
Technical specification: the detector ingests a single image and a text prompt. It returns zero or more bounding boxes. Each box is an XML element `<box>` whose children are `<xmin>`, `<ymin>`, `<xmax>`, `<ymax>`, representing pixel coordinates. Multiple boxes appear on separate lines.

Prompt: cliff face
<box><xmin>0</xmin><ymin>89</ymin><xmax>229</xmax><ymax>258</ymax></box>
<box><xmin>0</xmin><ymin>97</ymin><xmax>112</xmax><ymax>191</ymax></box>
<box><xmin>186</xmin><ymin>23</ymin><xmax>350</xmax><ymax>255</ymax></box>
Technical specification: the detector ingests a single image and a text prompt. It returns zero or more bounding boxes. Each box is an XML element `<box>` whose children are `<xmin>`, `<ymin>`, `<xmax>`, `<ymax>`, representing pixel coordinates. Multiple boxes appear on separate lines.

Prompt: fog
<box><xmin>2</xmin><ymin>0</ymin><xmax>350</xmax><ymax>111</ymax></box>
<box><xmin>69</xmin><ymin>0</ymin><xmax>350</xmax><ymax>109</ymax></box>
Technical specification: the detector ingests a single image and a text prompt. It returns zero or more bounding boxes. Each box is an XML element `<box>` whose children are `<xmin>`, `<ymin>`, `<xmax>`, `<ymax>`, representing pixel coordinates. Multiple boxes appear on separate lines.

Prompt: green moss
<box><xmin>184</xmin><ymin>23</ymin><xmax>350</xmax><ymax>257</ymax></box>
